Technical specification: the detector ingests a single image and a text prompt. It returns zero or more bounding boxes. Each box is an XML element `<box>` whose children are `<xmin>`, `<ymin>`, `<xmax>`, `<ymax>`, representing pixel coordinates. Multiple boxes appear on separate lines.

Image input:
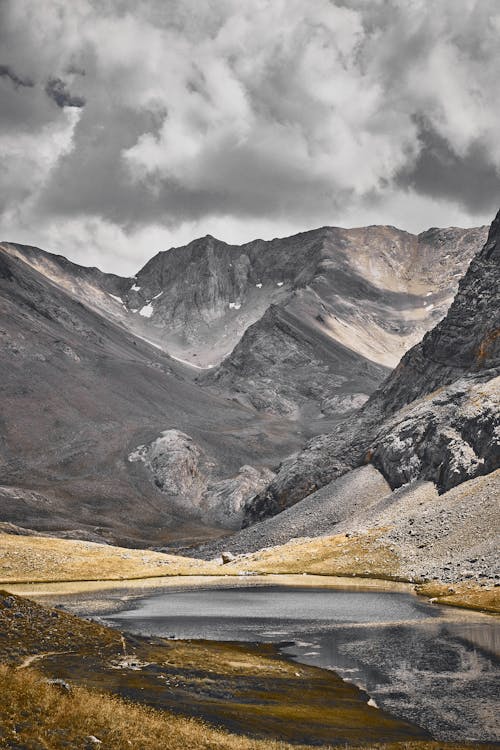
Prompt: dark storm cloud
<box><xmin>0</xmin><ymin>64</ymin><xmax>33</xmax><ymax>88</ymax></box>
<box><xmin>45</xmin><ymin>77</ymin><xmax>86</xmax><ymax>109</ymax></box>
<box><xmin>397</xmin><ymin>120</ymin><xmax>500</xmax><ymax>215</ymax></box>
<box><xmin>0</xmin><ymin>0</ymin><xmax>499</xmax><ymax>271</ymax></box>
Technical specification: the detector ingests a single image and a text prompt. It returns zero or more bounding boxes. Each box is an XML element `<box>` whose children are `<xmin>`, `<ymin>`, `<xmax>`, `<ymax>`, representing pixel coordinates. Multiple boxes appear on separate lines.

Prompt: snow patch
<box><xmin>256</xmin><ymin>282</ymin><xmax>262</xmax><ymax>288</ymax></box>
<box><xmin>108</xmin><ymin>293</ymin><xmax>123</xmax><ymax>304</ymax></box>
<box><xmin>426</xmin><ymin>292</ymin><xmax>432</xmax><ymax>297</ymax></box>
<box><xmin>131</xmin><ymin>283</ymin><xmax>141</xmax><ymax>291</ymax></box>
<box><xmin>152</xmin><ymin>291</ymin><xmax>164</xmax><ymax>299</ymax></box>
<box><xmin>277</xmin><ymin>281</ymin><xmax>283</xmax><ymax>287</ymax></box>
<box><xmin>229</xmin><ymin>302</ymin><xmax>241</xmax><ymax>310</ymax></box>
<box><xmin>139</xmin><ymin>303</ymin><xmax>154</xmax><ymax>318</ymax></box>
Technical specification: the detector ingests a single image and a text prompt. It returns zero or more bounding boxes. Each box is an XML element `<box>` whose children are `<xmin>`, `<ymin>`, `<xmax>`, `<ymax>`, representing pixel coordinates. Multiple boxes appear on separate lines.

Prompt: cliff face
<box><xmin>243</xmin><ymin>210</ymin><xmax>500</xmax><ymax>525</ymax></box>
<box><xmin>377</xmin><ymin>211</ymin><xmax>500</xmax><ymax>412</ymax></box>
<box><xmin>198</xmin><ymin>225</ymin><xmax>486</xmax><ymax>419</ymax></box>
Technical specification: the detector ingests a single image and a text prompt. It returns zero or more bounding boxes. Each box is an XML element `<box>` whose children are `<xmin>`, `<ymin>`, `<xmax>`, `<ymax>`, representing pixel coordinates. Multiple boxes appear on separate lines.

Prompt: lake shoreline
<box><xmin>4</xmin><ymin>573</ymin><xmax>499</xmax><ymax>617</ymax></box>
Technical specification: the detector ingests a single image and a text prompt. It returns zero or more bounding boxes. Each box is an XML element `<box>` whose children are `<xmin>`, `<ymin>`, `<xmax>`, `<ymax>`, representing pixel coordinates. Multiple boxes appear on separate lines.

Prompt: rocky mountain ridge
<box><xmin>0</xmin><ymin>219</ymin><xmax>493</xmax><ymax>545</ymax></box>
<box><xmin>2</xmin><ymin>223</ymin><xmax>487</xmax><ymax>422</ymax></box>
<box><xmin>243</xmin><ymin>209</ymin><xmax>500</xmax><ymax>526</ymax></box>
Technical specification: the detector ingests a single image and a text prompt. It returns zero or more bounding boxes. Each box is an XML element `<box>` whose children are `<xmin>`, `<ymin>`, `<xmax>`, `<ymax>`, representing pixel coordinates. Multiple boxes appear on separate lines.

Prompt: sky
<box><xmin>1</xmin><ymin>0</ymin><xmax>499</xmax><ymax>274</ymax></box>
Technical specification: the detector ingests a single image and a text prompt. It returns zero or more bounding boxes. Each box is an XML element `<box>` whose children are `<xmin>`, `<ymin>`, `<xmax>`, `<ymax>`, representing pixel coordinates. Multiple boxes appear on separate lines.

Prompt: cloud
<box><xmin>0</xmin><ymin>0</ymin><xmax>499</xmax><ymax>272</ymax></box>
<box><xmin>45</xmin><ymin>77</ymin><xmax>86</xmax><ymax>109</ymax></box>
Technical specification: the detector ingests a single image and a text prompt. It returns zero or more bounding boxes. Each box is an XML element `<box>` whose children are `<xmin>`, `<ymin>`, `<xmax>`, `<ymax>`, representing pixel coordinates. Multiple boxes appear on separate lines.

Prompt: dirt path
<box><xmin>17</xmin><ymin>651</ymin><xmax>74</xmax><ymax>669</ymax></box>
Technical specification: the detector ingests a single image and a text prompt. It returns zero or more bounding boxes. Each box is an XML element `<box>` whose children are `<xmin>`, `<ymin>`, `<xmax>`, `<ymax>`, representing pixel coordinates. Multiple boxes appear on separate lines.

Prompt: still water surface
<box><xmin>104</xmin><ymin>585</ymin><xmax>499</xmax><ymax>742</ymax></box>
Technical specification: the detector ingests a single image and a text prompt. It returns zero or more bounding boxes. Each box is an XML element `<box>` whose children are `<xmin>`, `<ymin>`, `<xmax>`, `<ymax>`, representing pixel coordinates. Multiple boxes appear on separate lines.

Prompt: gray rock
<box><xmin>129</xmin><ymin>430</ymin><xmax>275</xmax><ymax>528</ymax></box>
<box><xmin>243</xmin><ymin>208</ymin><xmax>500</xmax><ymax>523</ymax></box>
<box><xmin>44</xmin><ymin>678</ymin><xmax>71</xmax><ymax>694</ymax></box>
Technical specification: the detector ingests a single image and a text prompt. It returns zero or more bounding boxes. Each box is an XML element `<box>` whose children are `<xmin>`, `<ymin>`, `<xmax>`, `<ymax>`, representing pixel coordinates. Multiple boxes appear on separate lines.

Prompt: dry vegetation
<box><xmin>0</xmin><ymin>666</ymin><xmax>320</xmax><ymax>750</ymax></box>
<box><xmin>225</xmin><ymin>528</ymin><xmax>401</xmax><ymax>578</ymax></box>
<box><xmin>415</xmin><ymin>581</ymin><xmax>500</xmax><ymax>613</ymax></box>
<box><xmin>1</xmin><ymin>667</ymin><xmax>493</xmax><ymax>750</ymax></box>
<box><xmin>0</xmin><ymin>532</ymin><xmax>217</xmax><ymax>583</ymax></box>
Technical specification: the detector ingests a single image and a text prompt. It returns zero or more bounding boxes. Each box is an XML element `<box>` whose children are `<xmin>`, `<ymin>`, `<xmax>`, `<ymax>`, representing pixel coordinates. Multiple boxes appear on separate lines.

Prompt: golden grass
<box><xmin>0</xmin><ymin>665</ymin><xmax>318</xmax><ymax>750</ymax></box>
<box><xmin>416</xmin><ymin>581</ymin><xmax>500</xmax><ymax>614</ymax></box>
<box><xmin>0</xmin><ymin>532</ymin><xmax>218</xmax><ymax>583</ymax></box>
<box><xmin>0</xmin><ymin>667</ymin><xmax>491</xmax><ymax>750</ymax></box>
<box><xmin>226</xmin><ymin>528</ymin><xmax>401</xmax><ymax>579</ymax></box>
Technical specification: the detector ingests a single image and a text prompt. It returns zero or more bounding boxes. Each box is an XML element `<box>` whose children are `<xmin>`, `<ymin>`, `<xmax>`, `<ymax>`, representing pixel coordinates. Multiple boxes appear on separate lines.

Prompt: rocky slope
<box><xmin>0</xmin><ymin>220</ymin><xmax>490</xmax><ymax>544</ymax></box>
<box><xmin>198</xmin><ymin>225</ymin><xmax>487</xmax><ymax>418</ymax></box>
<box><xmin>195</xmin><ymin>463</ymin><xmax>499</xmax><ymax>592</ymax></box>
<box><xmin>4</xmin><ymin>224</ymin><xmax>486</xmax><ymax>424</ymax></box>
<box><xmin>243</xmin><ymin>209</ymin><xmax>500</xmax><ymax>525</ymax></box>
<box><xmin>0</xmin><ymin>246</ymin><xmax>302</xmax><ymax>544</ymax></box>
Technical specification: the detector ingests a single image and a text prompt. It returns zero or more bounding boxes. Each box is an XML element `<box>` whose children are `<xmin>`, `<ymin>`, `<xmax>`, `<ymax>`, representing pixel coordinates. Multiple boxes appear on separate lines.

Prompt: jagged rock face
<box><xmin>198</xmin><ymin>225</ymin><xmax>486</xmax><ymax>418</ymax></box>
<box><xmin>370</xmin><ymin>376</ymin><xmax>500</xmax><ymax>492</ymax></box>
<box><xmin>121</xmin><ymin>232</ymin><xmax>314</xmax><ymax>367</ymax></box>
<box><xmin>377</xmin><ymin>210</ymin><xmax>500</xmax><ymax>413</ymax></box>
<box><xmin>128</xmin><ymin>429</ymin><xmax>274</xmax><ymax>529</ymax></box>
<box><xmin>243</xmin><ymin>210</ymin><xmax>500</xmax><ymax>525</ymax></box>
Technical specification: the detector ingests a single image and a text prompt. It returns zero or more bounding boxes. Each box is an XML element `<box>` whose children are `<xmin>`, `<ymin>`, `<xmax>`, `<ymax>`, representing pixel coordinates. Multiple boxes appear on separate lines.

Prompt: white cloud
<box><xmin>0</xmin><ymin>0</ymin><xmax>499</xmax><ymax>271</ymax></box>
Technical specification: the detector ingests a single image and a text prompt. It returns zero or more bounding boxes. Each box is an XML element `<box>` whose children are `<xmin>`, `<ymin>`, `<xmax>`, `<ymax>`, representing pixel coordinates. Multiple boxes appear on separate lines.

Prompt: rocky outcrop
<box><xmin>370</xmin><ymin>376</ymin><xmax>499</xmax><ymax>491</ymax></box>
<box><xmin>129</xmin><ymin>429</ymin><xmax>275</xmax><ymax>528</ymax></box>
<box><xmin>129</xmin><ymin>430</ymin><xmax>210</xmax><ymax>497</ymax></box>
<box><xmin>243</xmin><ymin>209</ymin><xmax>500</xmax><ymax>525</ymax></box>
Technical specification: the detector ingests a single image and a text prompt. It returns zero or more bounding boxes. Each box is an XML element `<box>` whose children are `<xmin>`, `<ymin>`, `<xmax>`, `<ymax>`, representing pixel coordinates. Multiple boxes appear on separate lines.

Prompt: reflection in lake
<box><xmin>104</xmin><ymin>585</ymin><xmax>499</xmax><ymax>742</ymax></box>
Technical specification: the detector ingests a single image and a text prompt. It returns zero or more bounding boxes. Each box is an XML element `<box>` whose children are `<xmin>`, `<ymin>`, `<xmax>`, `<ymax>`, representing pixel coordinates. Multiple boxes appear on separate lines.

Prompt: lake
<box><xmin>103</xmin><ymin>584</ymin><xmax>500</xmax><ymax>742</ymax></box>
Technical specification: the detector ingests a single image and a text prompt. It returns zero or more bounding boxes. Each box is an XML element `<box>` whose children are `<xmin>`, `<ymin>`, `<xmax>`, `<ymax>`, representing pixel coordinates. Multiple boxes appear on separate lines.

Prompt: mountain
<box><xmin>0</xmin><ymin>221</ymin><xmax>489</xmax><ymax>545</ymax></box>
<box><xmin>4</xmin><ymin>224</ymin><xmax>487</xmax><ymax>424</ymax></box>
<box><xmin>242</xmin><ymin>209</ymin><xmax>500</xmax><ymax>526</ymax></box>
<box><xmin>0</xmin><ymin>246</ymin><xmax>302</xmax><ymax>546</ymax></box>
<box><xmin>199</xmin><ymin>225</ymin><xmax>487</xmax><ymax>419</ymax></box>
